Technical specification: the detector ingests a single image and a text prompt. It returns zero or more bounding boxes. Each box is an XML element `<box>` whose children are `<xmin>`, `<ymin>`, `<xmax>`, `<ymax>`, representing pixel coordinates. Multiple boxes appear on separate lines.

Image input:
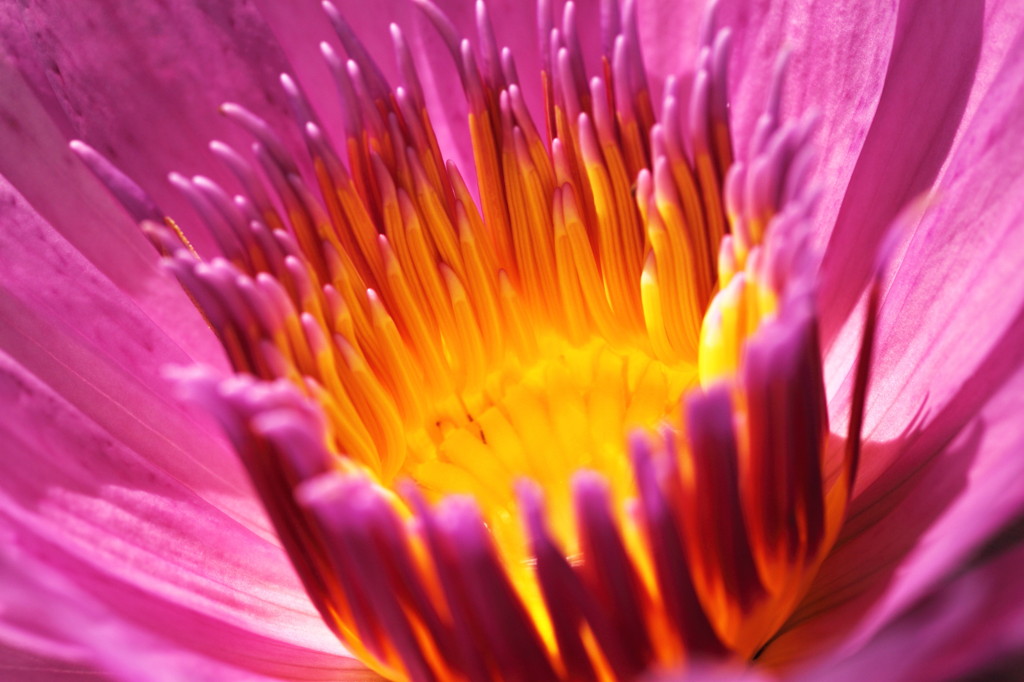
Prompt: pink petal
<box><xmin>819</xmin><ymin>0</ymin><xmax>1024</xmax><ymax>339</ymax></box>
<box><xmin>715</xmin><ymin>0</ymin><xmax>900</xmax><ymax>245</ymax></box>
<box><xmin>833</xmin><ymin>19</ymin><xmax>1024</xmax><ymax>499</ymax></box>
<box><xmin>0</xmin><ymin>642</ymin><xmax>102</xmax><ymax>681</ymax></box>
<box><xmin>0</xmin><ymin>180</ymin><xmax>361</xmax><ymax>674</ymax></box>
<box><xmin>0</xmin><ymin>346</ymin><xmax>370</xmax><ymax>678</ymax></box>
<box><xmin>3</xmin><ymin>0</ymin><xmax>303</xmax><ymax>243</ymax></box>
<box><xmin>767</xmin><ymin>363</ymin><xmax>1024</xmax><ymax>666</ymax></box>
<box><xmin>0</xmin><ymin>536</ymin><xmax>377</xmax><ymax>681</ymax></box>
<box><xmin>410</xmin><ymin>0</ymin><xmax>551</xmax><ymax>172</ymax></box>
<box><xmin>246</xmin><ymin>0</ymin><xmax>416</xmax><ymax>160</ymax></box>
<box><xmin>795</xmin><ymin>539</ymin><xmax>1024</xmax><ymax>681</ymax></box>
<box><xmin>765</xmin><ymin>26</ymin><xmax>1024</xmax><ymax>665</ymax></box>
<box><xmin>0</xmin><ymin>61</ymin><xmax>223</xmax><ymax>367</ymax></box>
<box><xmin>635</xmin><ymin>0</ymin><xmax>704</xmax><ymax>100</ymax></box>
<box><xmin>0</xmin><ymin>177</ymin><xmax>245</xmax><ymax>507</ymax></box>
<box><xmin>0</xmin><ymin>352</ymin><xmax>356</xmax><ymax>677</ymax></box>
<box><xmin>249</xmin><ymin>0</ymin><xmax>603</xmax><ymax>184</ymax></box>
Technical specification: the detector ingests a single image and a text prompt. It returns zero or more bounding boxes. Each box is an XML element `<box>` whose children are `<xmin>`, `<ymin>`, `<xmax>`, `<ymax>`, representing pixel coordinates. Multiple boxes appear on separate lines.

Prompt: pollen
<box><xmin>74</xmin><ymin>0</ymin><xmax>879</xmax><ymax>679</ymax></box>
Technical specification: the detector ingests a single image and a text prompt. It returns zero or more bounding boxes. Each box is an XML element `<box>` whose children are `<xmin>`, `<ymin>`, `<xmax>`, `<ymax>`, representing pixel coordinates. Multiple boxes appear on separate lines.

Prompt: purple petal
<box><xmin>766</xmin><ymin>26</ymin><xmax>1024</xmax><ymax>664</ymax></box>
<box><xmin>766</xmin><ymin>367</ymin><xmax>1024</xmax><ymax>665</ymax></box>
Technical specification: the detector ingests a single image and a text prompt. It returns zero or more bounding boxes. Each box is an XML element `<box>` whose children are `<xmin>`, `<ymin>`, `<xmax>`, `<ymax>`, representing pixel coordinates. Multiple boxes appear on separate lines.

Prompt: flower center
<box><xmin>73</xmin><ymin>0</ymin><xmax>879</xmax><ymax>679</ymax></box>
<box><xmin>409</xmin><ymin>333</ymin><xmax>695</xmax><ymax>554</ymax></box>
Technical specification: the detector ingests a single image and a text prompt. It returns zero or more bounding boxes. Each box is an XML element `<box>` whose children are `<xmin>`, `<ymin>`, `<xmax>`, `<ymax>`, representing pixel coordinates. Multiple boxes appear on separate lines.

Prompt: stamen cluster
<box><xmin>73</xmin><ymin>0</ymin><xmax>877</xmax><ymax>679</ymax></box>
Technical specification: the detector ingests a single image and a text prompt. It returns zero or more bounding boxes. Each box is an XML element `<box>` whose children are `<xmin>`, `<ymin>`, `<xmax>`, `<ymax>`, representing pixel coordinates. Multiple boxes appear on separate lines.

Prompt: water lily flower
<box><xmin>2</xmin><ymin>0</ymin><xmax>1024</xmax><ymax>680</ymax></box>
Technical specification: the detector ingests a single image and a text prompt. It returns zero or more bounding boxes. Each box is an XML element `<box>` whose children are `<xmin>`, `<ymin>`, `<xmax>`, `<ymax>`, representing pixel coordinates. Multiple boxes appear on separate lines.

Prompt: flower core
<box><xmin>75</xmin><ymin>0</ymin><xmax>877</xmax><ymax>679</ymax></box>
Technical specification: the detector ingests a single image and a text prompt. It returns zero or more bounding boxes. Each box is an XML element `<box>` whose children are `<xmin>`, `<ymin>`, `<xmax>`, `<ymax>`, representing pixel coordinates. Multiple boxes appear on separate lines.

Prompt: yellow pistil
<box><xmin>68</xmin><ymin>1</ymin><xmax>877</xmax><ymax>679</ymax></box>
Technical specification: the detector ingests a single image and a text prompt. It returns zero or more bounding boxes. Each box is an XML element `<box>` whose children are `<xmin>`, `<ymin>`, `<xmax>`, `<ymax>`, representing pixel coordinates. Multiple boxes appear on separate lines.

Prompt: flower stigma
<box><xmin>72</xmin><ymin>0</ymin><xmax>879</xmax><ymax>679</ymax></box>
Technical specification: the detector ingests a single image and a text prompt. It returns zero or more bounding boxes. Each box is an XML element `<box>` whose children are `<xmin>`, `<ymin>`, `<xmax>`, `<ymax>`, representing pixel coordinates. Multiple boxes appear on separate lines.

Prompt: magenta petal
<box><xmin>767</xmin><ymin>29</ymin><xmax>1024</xmax><ymax>664</ymax></box>
<box><xmin>796</xmin><ymin>539</ymin><xmax>1024</xmax><ymax>681</ymax></box>
<box><xmin>3</xmin><ymin>0</ymin><xmax>303</xmax><ymax>231</ymax></box>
